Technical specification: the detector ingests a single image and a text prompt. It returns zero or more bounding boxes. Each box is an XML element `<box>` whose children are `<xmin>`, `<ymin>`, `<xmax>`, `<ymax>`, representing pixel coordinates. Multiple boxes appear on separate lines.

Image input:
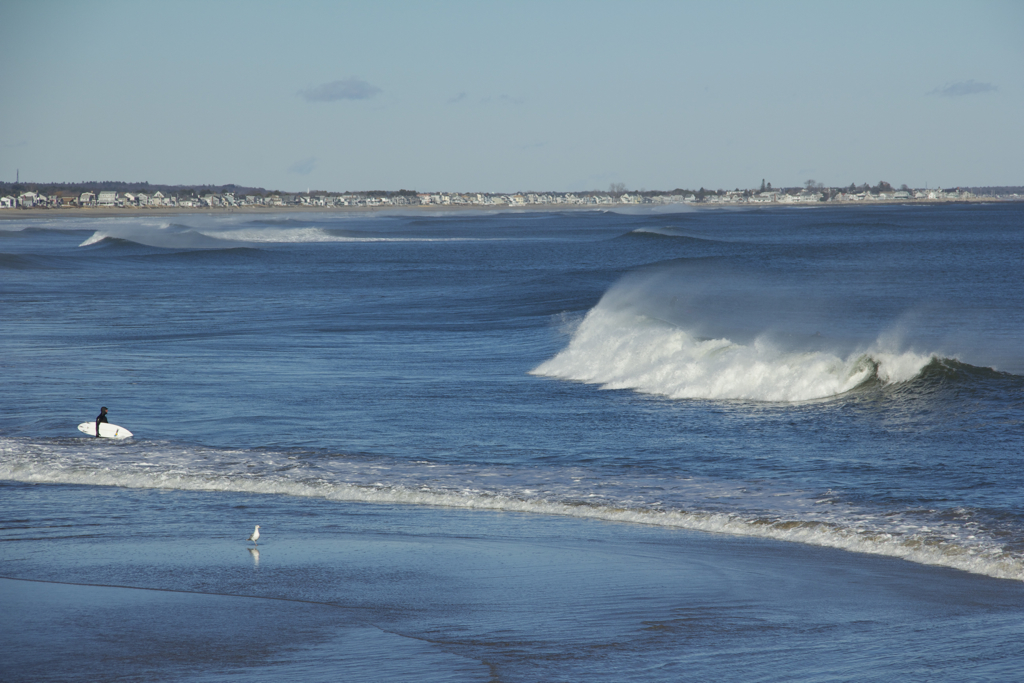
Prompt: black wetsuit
<box><xmin>96</xmin><ymin>411</ymin><xmax>108</xmax><ymax>437</ymax></box>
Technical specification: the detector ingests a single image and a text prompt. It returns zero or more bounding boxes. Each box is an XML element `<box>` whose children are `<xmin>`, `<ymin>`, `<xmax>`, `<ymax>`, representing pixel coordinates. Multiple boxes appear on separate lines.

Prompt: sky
<box><xmin>2</xmin><ymin>0</ymin><xmax>1022</xmax><ymax>193</ymax></box>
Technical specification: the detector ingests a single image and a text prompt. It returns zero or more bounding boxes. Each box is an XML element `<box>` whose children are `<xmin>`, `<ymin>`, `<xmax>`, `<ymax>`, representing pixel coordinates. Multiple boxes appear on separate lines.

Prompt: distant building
<box><xmin>97</xmin><ymin>191</ymin><xmax>117</xmax><ymax>206</ymax></box>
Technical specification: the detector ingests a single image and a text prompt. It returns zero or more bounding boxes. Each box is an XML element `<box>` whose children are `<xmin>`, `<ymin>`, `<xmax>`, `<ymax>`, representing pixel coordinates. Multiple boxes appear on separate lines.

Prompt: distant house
<box><xmin>80</xmin><ymin>192</ymin><xmax>96</xmax><ymax>205</ymax></box>
<box><xmin>97</xmin><ymin>191</ymin><xmax>117</xmax><ymax>206</ymax></box>
<box><xmin>0</xmin><ymin>196</ymin><xmax>15</xmax><ymax>208</ymax></box>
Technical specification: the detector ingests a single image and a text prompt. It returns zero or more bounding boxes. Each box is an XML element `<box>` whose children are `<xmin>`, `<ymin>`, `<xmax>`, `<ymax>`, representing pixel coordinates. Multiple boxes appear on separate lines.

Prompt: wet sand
<box><xmin>3</xmin><ymin>483</ymin><xmax>1023</xmax><ymax>681</ymax></box>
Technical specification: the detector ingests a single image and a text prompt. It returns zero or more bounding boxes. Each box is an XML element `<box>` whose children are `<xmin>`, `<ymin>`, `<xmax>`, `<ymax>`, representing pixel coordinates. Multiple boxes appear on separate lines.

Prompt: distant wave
<box><xmin>78</xmin><ymin>230</ymin><xmax>241</xmax><ymax>250</ymax></box>
<box><xmin>75</xmin><ymin>225</ymin><xmax>507</xmax><ymax>248</ymax></box>
<box><xmin>211</xmin><ymin>227</ymin><xmax>356</xmax><ymax>243</ymax></box>
<box><xmin>2</xmin><ymin>445</ymin><xmax>1021</xmax><ymax>582</ymax></box>
<box><xmin>613</xmin><ymin>228</ymin><xmax>726</xmax><ymax>245</ymax></box>
<box><xmin>250</xmin><ymin>217</ymin><xmax>346</xmax><ymax>227</ymax></box>
<box><xmin>603</xmin><ymin>204</ymin><xmax>698</xmax><ymax>216</ymax></box>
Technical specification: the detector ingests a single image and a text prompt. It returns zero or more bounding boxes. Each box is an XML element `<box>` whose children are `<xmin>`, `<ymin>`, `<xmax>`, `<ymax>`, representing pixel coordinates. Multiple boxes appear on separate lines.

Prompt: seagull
<box><xmin>247</xmin><ymin>525</ymin><xmax>260</xmax><ymax>545</ymax></box>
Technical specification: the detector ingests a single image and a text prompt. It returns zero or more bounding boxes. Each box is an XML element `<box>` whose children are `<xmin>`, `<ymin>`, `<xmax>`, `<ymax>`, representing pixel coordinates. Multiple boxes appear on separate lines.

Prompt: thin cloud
<box><xmin>299</xmin><ymin>78</ymin><xmax>381</xmax><ymax>102</ymax></box>
<box><xmin>289</xmin><ymin>157</ymin><xmax>316</xmax><ymax>175</ymax></box>
<box><xmin>447</xmin><ymin>92</ymin><xmax>467</xmax><ymax>104</ymax></box>
<box><xmin>930</xmin><ymin>80</ymin><xmax>997</xmax><ymax>97</ymax></box>
<box><xmin>477</xmin><ymin>94</ymin><xmax>525</xmax><ymax>106</ymax></box>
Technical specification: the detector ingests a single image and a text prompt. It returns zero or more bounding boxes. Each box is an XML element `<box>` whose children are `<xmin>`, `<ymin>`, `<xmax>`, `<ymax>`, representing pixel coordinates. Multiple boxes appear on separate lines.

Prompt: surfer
<box><xmin>95</xmin><ymin>407</ymin><xmax>108</xmax><ymax>438</ymax></box>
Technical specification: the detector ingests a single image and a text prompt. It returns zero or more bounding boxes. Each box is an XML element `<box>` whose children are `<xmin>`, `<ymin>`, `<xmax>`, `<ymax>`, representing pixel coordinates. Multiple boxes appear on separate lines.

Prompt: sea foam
<box><xmin>2</xmin><ymin>450</ymin><xmax>1021</xmax><ymax>583</ymax></box>
<box><xmin>532</xmin><ymin>301</ymin><xmax>935</xmax><ymax>402</ymax></box>
<box><xmin>77</xmin><ymin>225</ymin><xmax>502</xmax><ymax>248</ymax></box>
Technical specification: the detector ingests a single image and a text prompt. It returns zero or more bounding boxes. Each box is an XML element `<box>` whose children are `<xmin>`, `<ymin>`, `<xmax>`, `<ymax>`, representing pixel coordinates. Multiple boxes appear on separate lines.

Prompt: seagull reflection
<box><xmin>248</xmin><ymin>547</ymin><xmax>260</xmax><ymax>566</ymax></box>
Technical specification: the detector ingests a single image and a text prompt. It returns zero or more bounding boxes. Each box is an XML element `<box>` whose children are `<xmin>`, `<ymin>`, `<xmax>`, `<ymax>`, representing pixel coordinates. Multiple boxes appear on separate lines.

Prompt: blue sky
<box><xmin>2</xmin><ymin>0</ymin><xmax>1021</xmax><ymax>193</ymax></box>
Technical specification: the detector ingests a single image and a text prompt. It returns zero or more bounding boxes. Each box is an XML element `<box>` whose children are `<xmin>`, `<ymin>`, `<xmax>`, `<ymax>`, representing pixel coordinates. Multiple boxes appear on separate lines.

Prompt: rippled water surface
<box><xmin>2</xmin><ymin>203</ymin><xmax>1023</xmax><ymax>680</ymax></box>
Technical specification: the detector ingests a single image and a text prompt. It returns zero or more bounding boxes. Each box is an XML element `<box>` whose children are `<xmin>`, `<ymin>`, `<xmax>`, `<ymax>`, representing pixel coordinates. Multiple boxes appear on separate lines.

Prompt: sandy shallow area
<box><xmin>3</xmin><ymin>482</ymin><xmax>1024</xmax><ymax>681</ymax></box>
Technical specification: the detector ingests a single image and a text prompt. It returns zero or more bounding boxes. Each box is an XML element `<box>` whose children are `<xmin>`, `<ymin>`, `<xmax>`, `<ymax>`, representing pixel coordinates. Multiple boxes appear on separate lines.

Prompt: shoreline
<box><xmin>4</xmin><ymin>483</ymin><xmax>1024</xmax><ymax>681</ymax></box>
<box><xmin>0</xmin><ymin>196</ymin><xmax>1011</xmax><ymax>220</ymax></box>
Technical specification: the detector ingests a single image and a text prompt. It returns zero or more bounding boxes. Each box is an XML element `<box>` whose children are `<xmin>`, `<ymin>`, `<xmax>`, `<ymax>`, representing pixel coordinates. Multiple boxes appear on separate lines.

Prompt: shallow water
<box><xmin>4</xmin><ymin>483</ymin><xmax>1024</xmax><ymax>682</ymax></box>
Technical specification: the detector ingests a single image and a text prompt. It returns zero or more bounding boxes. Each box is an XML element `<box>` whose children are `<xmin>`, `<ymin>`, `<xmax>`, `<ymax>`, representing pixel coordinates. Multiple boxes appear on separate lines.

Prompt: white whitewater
<box><xmin>531</xmin><ymin>303</ymin><xmax>935</xmax><ymax>402</ymax></box>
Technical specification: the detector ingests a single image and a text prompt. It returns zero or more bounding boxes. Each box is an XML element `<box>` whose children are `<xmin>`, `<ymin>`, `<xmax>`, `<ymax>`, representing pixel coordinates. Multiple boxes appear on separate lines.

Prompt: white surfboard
<box><xmin>78</xmin><ymin>422</ymin><xmax>133</xmax><ymax>439</ymax></box>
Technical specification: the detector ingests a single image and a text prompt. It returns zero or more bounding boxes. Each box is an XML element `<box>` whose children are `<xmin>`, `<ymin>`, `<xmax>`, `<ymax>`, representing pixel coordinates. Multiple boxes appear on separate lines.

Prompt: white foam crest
<box><xmin>2</xmin><ymin>457</ymin><xmax>1021</xmax><ymax>582</ymax></box>
<box><xmin>79</xmin><ymin>231</ymin><xmax>110</xmax><ymax>246</ymax></box>
<box><xmin>531</xmin><ymin>306</ymin><xmax>935</xmax><ymax>402</ymax></box>
<box><xmin>76</xmin><ymin>224</ymin><xmax>369</xmax><ymax>247</ymax></box>
<box><xmin>76</xmin><ymin>224</ymin><xmax>506</xmax><ymax>246</ymax></box>
<box><xmin>872</xmin><ymin>349</ymin><xmax>938</xmax><ymax>384</ymax></box>
<box><xmin>211</xmin><ymin>227</ymin><xmax>353</xmax><ymax>243</ymax></box>
<box><xmin>219</xmin><ymin>228</ymin><xmax>502</xmax><ymax>243</ymax></box>
<box><xmin>78</xmin><ymin>227</ymin><xmax>237</xmax><ymax>249</ymax></box>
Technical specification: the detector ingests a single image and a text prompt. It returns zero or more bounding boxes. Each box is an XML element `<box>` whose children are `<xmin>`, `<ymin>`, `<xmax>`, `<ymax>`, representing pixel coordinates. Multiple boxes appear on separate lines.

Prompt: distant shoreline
<box><xmin>0</xmin><ymin>196</ymin><xmax>1011</xmax><ymax>221</ymax></box>
<box><xmin>2</xmin><ymin>204</ymin><xmax>559</xmax><ymax>220</ymax></box>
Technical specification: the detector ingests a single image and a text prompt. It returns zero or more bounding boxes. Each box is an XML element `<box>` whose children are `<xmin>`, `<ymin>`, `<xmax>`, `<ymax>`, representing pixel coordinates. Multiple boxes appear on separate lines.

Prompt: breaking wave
<box><xmin>79</xmin><ymin>230</ymin><xmax>239</xmax><ymax>249</ymax></box>
<box><xmin>2</xmin><ymin>441</ymin><xmax>1021</xmax><ymax>582</ymax></box>
<box><xmin>76</xmin><ymin>224</ymin><xmax>505</xmax><ymax>248</ymax></box>
<box><xmin>531</xmin><ymin>302</ymin><xmax>937</xmax><ymax>402</ymax></box>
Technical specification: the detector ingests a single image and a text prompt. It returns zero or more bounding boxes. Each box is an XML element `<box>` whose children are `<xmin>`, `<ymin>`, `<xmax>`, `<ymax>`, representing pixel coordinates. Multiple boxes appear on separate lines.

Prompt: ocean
<box><xmin>2</xmin><ymin>203</ymin><xmax>1023</xmax><ymax>681</ymax></box>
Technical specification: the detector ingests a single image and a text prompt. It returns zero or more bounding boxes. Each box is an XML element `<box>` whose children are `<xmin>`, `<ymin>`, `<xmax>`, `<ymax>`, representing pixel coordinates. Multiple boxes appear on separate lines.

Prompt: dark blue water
<box><xmin>2</xmin><ymin>203</ymin><xmax>1023</xmax><ymax>680</ymax></box>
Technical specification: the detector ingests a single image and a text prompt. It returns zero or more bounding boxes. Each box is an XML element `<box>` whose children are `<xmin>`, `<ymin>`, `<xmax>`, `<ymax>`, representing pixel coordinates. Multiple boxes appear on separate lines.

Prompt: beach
<box><xmin>5</xmin><ymin>483</ymin><xmax>1024</xmax><ymax>682</ymax></box>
